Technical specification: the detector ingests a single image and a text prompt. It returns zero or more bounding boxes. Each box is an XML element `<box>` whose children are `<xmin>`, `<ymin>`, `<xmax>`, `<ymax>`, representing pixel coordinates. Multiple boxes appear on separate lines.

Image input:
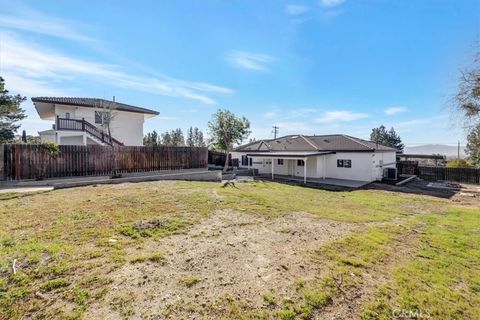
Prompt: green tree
<box><xmin>144</xmin><ymin>130</ymin><xmax>159</xmax><ymax>146</ymax></box>
<box><xmin>466</xmin><ymin>123</ymin><xmax>480</xmax><ymax>166</ymax></box>
<box><xmin>193</xmin><ymin>127</ymin><xmax>206</xmax><ymax>147</ymax></box>
<box><xmin>26</xmin><ymin>135</ymin><xmax>41</xmax><ymax>144</ymax></box>
<box><xmin>161</xmin><ymin>131</ymin><xmax>173</xmax><ymax>146</ymax></box>
<box><xmin>143</xmin><ymin>132</ymin><xmax>152</xmax><ymax>146</ymax></box>
<box><xmin>0</xmin><ymin>77</ymin><xmax>27</xmax><ymax>143</ymax></box>
<box><xmin>446</xmin><ymin>159</ymin><xmax>472</xmax><ymax>168</ymax></box>
<box><xmin>171</xmin><ymin>128</ymin><xmax>185</xmax><ymax>146</ymax></box>
<box><xmin>208</xmin><ymin>109</ymin><xmax>250</xmax><ymax>171</ymax></box>
<box><xmin>21</xmin><ymin>130</ymin><xmax>27</xmax><ymax>143</ymax></box>
<box><xmin>370</xmin><ymin>125</ymin><xmax>404</xmax><ymax>151</ymax></box>
<box><xmin>186</xmin><ymin>127</ymin><xmax>195</xmax><ymax>147</ymax></box>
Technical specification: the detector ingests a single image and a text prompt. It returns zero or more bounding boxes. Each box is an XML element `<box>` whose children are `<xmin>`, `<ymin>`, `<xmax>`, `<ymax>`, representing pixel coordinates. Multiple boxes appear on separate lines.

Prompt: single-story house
<box><xmin>32</xmin><ymin>97</ymin><xmax>159</xmax><ymax>146</ymax></box>
<box><xmin>231</xmin><ymin>134</ymin><xmax>397</xmax><ymax>184</ymax></box>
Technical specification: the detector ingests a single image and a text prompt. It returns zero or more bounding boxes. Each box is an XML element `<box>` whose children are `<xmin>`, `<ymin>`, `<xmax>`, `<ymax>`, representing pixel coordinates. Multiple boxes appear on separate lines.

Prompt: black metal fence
<box><xmin>397</xmin><ymin>161</ymin><xmax>480</xmax><ymax>184</ymax></box>
<box><xmin>208</xmin><ymin>151</ymin><xmax>227</xmax><ymax>166</ymax></box>
<box><xmin>417</xmin><ymin>166</ymin><xmax>480</xmax><ymax>184</ymax></box>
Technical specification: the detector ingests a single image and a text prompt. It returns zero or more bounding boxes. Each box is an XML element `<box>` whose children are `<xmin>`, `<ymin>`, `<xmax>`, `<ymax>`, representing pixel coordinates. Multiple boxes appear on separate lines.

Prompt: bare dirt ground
<box><xmin>86</xmin><ymin>210</ymin><xmax>356</xmax><ymax>319</ymax></box>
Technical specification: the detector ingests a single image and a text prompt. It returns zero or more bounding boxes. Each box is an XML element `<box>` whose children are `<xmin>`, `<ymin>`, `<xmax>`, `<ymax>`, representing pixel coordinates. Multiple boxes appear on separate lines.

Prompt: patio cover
<box><xmin>245</xmin><ymin>151</ymin><xmax>335</xmax><ymax>183</ymax></box>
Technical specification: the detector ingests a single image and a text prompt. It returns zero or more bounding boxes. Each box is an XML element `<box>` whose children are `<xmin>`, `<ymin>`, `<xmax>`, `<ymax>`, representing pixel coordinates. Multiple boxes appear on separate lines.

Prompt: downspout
<box><xmin>271</xmin><ymin>157</ymin><xmax>274</xmax><ymax>180</ymax></box>
<box><xmin>304</xmin><ymin>157</ymin><xmax>307</xmax><ymax>184</ymax></box>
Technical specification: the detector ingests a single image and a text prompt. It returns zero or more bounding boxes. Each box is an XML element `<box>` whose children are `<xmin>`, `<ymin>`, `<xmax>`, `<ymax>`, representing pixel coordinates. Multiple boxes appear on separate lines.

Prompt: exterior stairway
<box><xmin>55</xmin><ymin>116</ymin><xmax>124</xmax><ymax>146</ymax></box>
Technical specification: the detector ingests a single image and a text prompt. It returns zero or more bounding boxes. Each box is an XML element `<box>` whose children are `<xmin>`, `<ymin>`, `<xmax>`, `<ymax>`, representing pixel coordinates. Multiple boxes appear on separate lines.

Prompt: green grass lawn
<box><xmin>0</xmin><ymin>180</ymin><xmax>478</xmax><ymax>319</ymax></box>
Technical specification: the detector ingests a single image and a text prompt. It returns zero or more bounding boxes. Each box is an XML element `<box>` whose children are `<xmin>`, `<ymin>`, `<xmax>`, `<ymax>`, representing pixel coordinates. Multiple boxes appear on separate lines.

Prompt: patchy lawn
<box><xmin>0</xmin><ymin>181</ymin><xmax>478</xmax><ymax>319</ymax></box>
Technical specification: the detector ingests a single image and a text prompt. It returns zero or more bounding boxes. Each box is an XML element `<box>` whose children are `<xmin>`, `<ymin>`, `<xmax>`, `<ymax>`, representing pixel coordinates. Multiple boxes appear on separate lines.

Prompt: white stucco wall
<box><xmin>231</xmin><ymin>151</ymin><xmax>397</xmax><ymax>182</ymax></box>
<box><xmin>60</xmin><ymin>135</ymin><xmax>84</xmax><ymax>145</ymax></box>
<box><xmin>372</xmin><ymin>151</ymin><xmax>397</xmax><ymax>180</ymax></box>
<box><xmin>54</xmin><ymin>104</ymin><xmax>145</xmax><ymax>146</ymax></box>
<box><xmin>323</xmin><ymin>152</ymin><xmax>376</xmax><ymax>181</ymax></box>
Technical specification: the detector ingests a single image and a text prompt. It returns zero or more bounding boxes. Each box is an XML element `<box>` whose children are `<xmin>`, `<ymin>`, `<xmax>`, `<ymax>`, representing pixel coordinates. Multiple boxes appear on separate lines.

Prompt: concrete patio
<box><xmin>255</xmin><ymin>174</ymin><xmax>370</xmax><ymax>188</ymax></box>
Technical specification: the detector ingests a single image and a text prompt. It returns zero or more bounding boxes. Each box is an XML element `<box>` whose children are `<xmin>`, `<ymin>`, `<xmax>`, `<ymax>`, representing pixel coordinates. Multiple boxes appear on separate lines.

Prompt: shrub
<box><xmin>447</xmin><ymin>159</ymin><xmax>472</xmax><ymax>168</ymax></box>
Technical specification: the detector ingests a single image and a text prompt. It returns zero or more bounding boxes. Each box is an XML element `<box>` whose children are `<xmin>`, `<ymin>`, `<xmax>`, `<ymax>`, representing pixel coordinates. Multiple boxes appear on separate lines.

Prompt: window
<box><xmin>337</xmin><ymin>159</ymin><xmax>352</xmax><ymax>168</ymax></box>
<box><xmin>249</xmin><ymin>158</ymin><xmax>252</xmax><ymax>166</ymax></box>
<box><xmin>297</xmin><ymin>160</ymin><xmax>305</xmax><ymax>166</ymax></box>
<box><xmin>95</xmin><ymin>111</ymin><xmax>109</xmax><ymax>124</ymax></box>
<box><xmin>65</xmin><ymin>112</ymin><xmax>70</xmax><ymax>119</ymax></box>
<box><xmin>277</xmin><ymin>159</ymin><xmax>284</xmax><ymax>165</ymax></box>
<box><xmin>241</xmin><ymin>155</ymin><xmax>249</xmax><ymax>166</ymax></box>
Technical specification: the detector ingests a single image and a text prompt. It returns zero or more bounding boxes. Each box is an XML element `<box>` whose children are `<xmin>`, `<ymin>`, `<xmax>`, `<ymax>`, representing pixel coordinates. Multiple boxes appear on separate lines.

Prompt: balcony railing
<box><xmin>56</xmin><ymin>116</ymin><xmax>124</xmax><ymax>146</ymax></box>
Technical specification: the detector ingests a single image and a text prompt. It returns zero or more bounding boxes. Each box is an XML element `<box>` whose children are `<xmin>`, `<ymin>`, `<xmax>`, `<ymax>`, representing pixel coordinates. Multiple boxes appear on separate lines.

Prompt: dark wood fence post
<box><xmin>14</xmin><ymin>145</ymin><xmax>20</xmax><ymax>180</ymax></box>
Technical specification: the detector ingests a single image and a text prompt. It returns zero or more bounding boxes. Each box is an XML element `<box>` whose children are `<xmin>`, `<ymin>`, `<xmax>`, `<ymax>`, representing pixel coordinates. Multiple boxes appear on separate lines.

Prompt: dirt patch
<box><xmin>133</xmin><ymin>219</ymin><xmax>169</xmax><ymax>230</ymax></box>
<box><xmin>85</xmin><ymin>210</ymin><xmax>355</xmax><ymax>319</ymax></box>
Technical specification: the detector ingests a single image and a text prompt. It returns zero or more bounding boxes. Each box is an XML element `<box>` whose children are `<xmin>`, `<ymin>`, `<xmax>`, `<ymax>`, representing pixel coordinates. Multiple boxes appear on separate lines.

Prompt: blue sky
<box><xmin>0</xmin><ymin>0</ymin><xmax>478</xmax><ymax>146</ymax></box>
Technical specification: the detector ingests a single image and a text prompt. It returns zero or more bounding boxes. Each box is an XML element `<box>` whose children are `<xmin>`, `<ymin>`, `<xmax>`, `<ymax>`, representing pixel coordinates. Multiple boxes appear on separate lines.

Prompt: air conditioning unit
<box><xmin>383</xmin><ymin>167</ymin><xmax>397</xmax><ymax>180</ymax></box>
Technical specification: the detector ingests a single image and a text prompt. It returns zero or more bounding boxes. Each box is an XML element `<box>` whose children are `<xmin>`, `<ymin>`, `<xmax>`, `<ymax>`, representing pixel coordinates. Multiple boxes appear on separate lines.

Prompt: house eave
<box><xmin>245</xmin><ymin>151</ymin><xmax>335</xmax><ymax>158</ymax></box>
<box><xmin>31</xmin><ymin>97</ymin><xmax>160</xmax><ymax>116</ymax></box>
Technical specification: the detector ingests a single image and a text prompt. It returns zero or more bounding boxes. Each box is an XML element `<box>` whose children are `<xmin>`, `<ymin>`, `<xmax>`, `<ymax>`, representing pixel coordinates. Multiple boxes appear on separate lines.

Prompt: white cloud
<box><xmin>315</xmin><ymin>110</ymin><xmax>368</xmax><ymax>124</ymax></box>
<box><xmin>395</xmin><ymin>119</ymin><xmax>427</xmax><ymax>129</ymax></box>
<box><xmin>0</xmin><ymin>11</ymin><xmax>96</xmax><ymax>43</ymax></box>
<box><xmin>287</xmin><ymin>108</ymin><xmax>318</xmax><ymax>118</ymax></box>
<box><xmin>320</xmin><ymin>0</ymin><xmax>345</xmax><ymax>7</ymax></box>
<box><xmin>2</xmin><ymin>72</ymin><xmax>73</xmax><ymax>97</ymax></box>
<box><xmin>226</xmin><ymin>50</ymin><xmax>274</xmax><ymax>71</ymax></box>
<box><xmin>384</xmin><ymin>107</ymin><xmax>408</xmax><ymax>116</ymax></box>
<box><xmin>0</xmin><ymin>33</ymin><xmax>233</xmax><ymax>105</ymax></box>
<box><xmin>285</xmin><ymin>4</ymin><xmax>310</xmax><ymax>15</ymax></box>
<box><xmin>263</xmin><ymin>111</ymin><xmax>278</xmax><ymax>119</ymax></box>
<box><xmin>389</xmin><ymin>115</ymin><xmax>448</xmax><ymax>131</ymax></box>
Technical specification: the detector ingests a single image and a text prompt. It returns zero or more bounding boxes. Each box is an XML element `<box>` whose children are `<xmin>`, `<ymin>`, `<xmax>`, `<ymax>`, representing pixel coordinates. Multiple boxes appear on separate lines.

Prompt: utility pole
<box><xmin>272</xmin><ymin>126</ymin><xmax>279</xmax><ymax>139</ymax></box>
<box><xmin>457</xmin><ymin>140</ymin><xmax>460</xmax><ymax>160</ymax></box>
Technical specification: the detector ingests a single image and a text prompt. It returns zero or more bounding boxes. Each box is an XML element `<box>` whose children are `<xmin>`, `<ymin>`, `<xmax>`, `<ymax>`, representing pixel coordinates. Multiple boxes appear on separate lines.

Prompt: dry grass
<box><xmin>0</xmin><ymin>180</ymin><xmax>477</xmax><ymax>319</ymax></box>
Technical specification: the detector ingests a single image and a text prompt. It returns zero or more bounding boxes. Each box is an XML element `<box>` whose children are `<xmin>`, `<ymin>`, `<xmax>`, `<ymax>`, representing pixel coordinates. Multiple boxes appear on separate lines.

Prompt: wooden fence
<box><xmin>0</xmin><ymin>144</ymin><xmax>208</xmax><ymax>181</ymax></box>
<box><xmin>397</xmin><ymin>161</ymin><xmax>480</xmax><ymax>184</ymax></box>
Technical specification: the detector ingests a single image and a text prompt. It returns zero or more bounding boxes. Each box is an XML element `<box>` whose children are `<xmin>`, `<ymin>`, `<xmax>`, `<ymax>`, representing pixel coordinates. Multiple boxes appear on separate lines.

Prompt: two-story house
<box><xmin>32</xmin><ymin>97</ymin><xmax>159</xmax><ymax>146</ymax></box>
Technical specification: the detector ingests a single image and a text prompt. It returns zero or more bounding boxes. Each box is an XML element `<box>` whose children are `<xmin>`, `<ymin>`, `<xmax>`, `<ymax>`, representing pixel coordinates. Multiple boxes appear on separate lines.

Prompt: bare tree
<box><xmin>453</xmin><ymin>52</ymin><xmax>480</xmax><ymax>127</ymax></box>
<box><xmin>96</xmin><ymin>98</ymin><xmax>121</xmax><ymax>178</ymax></box>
